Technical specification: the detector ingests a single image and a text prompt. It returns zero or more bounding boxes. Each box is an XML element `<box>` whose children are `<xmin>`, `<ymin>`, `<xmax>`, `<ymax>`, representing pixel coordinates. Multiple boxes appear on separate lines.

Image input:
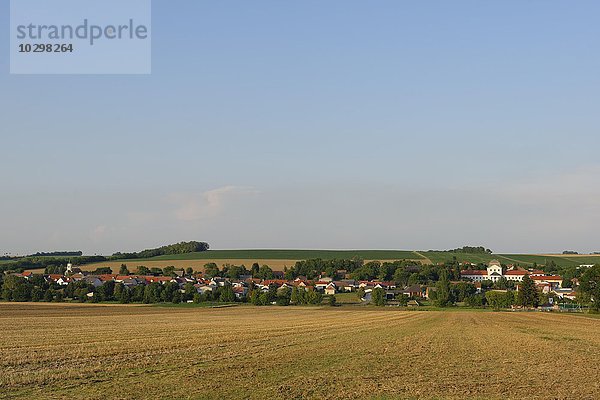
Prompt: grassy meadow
<box><xmin>1</xmin><ymin>303</ymin><xmax>599</xmax><ymax>399</ymax></box>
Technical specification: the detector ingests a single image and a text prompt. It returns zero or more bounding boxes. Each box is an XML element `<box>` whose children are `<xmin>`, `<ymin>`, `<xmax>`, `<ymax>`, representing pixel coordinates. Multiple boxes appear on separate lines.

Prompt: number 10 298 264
<box><xmin>18</xmin><ymin>43</ymin><xmax>74</xmax><ymax>53</ymax></box>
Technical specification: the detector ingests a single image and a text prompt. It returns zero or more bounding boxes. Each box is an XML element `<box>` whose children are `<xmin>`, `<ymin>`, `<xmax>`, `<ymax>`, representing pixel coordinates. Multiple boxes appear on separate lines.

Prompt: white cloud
<box><xmin>169</xmin><ymin>186</ymin><xmax>259</xmax><ymax>221</ymax></box>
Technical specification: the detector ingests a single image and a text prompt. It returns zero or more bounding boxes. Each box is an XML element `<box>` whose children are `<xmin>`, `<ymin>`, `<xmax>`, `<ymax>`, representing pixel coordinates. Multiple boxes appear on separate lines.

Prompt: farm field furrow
<box><xmin>0</xmin><ymin>304</ymin><xmax>599</xmax><ymax>399</ymax></box>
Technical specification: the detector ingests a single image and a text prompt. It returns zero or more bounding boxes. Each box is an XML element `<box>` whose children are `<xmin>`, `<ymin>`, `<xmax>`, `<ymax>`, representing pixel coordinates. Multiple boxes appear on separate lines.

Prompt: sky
<box><xmin>1</xmin><ymin>0</ymin><xmax>600</xmax><ymax>255</ymax></box>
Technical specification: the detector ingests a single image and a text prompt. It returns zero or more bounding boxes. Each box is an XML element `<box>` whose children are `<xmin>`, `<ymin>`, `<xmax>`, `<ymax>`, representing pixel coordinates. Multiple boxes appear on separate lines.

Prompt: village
<box><xmin>5</xmin><ymin>259</ymin><xmax>581</xmax><ymax>309</ymax></box>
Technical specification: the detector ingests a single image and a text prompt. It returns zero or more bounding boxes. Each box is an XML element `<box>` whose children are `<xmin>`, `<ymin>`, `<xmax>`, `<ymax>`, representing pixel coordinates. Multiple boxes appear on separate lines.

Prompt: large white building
<box><xmin>461</xmin><ymin>260</ymin><xmax>563</xmax><ymax>288</ymax></box>
<box><xmin>461</xmin><ymin>260</ymin><xmax>503</xmax><ymax>282</ymax></box>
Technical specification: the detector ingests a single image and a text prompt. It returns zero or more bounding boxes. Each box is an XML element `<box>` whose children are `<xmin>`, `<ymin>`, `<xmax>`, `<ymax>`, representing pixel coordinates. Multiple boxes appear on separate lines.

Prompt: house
<box><xmin>460</xmin><ymin>269</ymin><xmax>488</xmax><ymax>281</ymax></box>
<box><xmin>293</xmin><ymin>280</ymin><xmax>309</xmax><ymax>289</ymax></box>
<box><xmin>209</xmin><ymin>277</ymin><xmax>228</xmax><ymax>287</ymax></box>
<box><xmin>402</xmin><ymin>285</ymin><xmax>423</xmax><ymax>298</ymax></box>
<box><xmin>122</xmin><ymin>277</ymin><xmax>144</xmax><ymax>287</ymax></box>
<box><xmin>333</xmin><ymin>280</ymin><xmax>357</xmax><ymax>292</ymax></box>
<box><xmin>461</xmin><ymin>260</ymin><xmax>504</xmax><ymax>282</ymax></box>
<box><xmin>504</xmin><ymin>269</ymin><xmax>527</xmax><ymax>282</ymax></box>
<box><xmin>578</xmin><ymin>264</ymin><xmax>594</xmax><ymax>269</ymax></box>
<box><xmin>324</xmin><ymin>282</ymin><xmax>337</xmax><ymax>295</ymax></box>
<box><xmin>14</xmin><ymin>271</ymin><xmax>33</xmax><ymax>280</ymax></box>
<box><xmin>553</xmin><ymin>288</ymin><xmax>576</xmax><ymax>300</ymax></box>
<box><xmin>56</xmin><ymin>277</ymin><xmax>69</xmax><ymax>286</ymax></box>
<box><xmin>195</xmin><ymin>284</ymin><xmax>214</xmax><ymax>294</ymax></box>
<box><xmin>261</xmin><ymin>279</ymin><xmax>288</xmax><ymax>288</ymax></box>
<box><xmin>562</xmin><ymin>292</ymin><xmax>577</xmax><ymax>301</ymax></box>
<box><xmin>70</xmin><ymin>273</ymin><xmax>85</xmax><ymax>281</ymax></box>
<box><xmin>232</xmin><ymin>286</ymin><xmax>247</xmax><ymax>299</ymax></box>
<box><xmin>83</xmin><ymin>276</ymin><xmax>103</xmax><ymax>287</ymax></box>
<box><xmin>145</xmin><ymin>276</ymin><xmax>172</xmax><ymax>284</ymax></box>
<box><xmin>531</xmin><ymin>275</ymin><xmax>563</xmax><ymax>289</ymax></box>
<box><xmin>358</xmin><ymin>281</ymin><xmax>374</xmax><ymax>289</ymax></box>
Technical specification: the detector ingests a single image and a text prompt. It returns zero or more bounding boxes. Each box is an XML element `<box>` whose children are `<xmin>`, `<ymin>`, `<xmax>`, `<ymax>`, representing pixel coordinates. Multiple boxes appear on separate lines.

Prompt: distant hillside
<box><xmin>116</xmin><ymin>249</ymin><xmax>425</xmax><ymax>262</ymax></box>
<box><xmin>112</xmin><ymin>249</ymin><xmax>600</xmax><ymax>268</ymax></box>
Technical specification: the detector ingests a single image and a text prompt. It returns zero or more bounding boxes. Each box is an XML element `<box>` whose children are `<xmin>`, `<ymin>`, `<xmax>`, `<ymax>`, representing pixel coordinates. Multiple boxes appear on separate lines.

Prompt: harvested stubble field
<box><xmin>0</xmin><ymin>304</ymin><xmax>599</xmax><ymax>400</ymax></box>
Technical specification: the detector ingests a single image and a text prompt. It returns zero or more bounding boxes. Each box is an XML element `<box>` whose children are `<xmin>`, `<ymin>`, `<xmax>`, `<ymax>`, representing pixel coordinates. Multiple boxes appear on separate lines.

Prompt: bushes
<box><xmin>485</xmin><ymin>291</ymin><xmax>515</xmax><ymax>310</ymax></box>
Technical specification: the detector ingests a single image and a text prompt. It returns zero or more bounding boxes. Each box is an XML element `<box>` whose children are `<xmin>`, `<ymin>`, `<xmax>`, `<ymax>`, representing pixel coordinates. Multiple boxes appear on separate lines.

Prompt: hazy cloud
<box><xmin>169</xmin><ymin>186</ymin><xmax>259</xmax><ymax>221</ymax></box>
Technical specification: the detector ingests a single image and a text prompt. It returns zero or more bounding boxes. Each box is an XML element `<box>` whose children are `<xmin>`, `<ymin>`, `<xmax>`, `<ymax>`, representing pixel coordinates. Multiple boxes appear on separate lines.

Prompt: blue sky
<box><xmin>1</xmin><ymin>1</ymin><xmax>600</xmax><ymax>255</ymax></box>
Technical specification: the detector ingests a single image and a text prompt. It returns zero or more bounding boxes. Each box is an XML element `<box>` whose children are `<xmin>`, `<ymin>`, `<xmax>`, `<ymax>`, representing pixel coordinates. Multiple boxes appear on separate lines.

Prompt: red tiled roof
<box><xmin>505</xmin><ymin>270</ymin><xmax>527</xmax><ymax>275</ymax></box>
<box><xmin>531</xmin><ymin>275</ymin><xmax>562</xmax><ymax>281</ymax></box>
<box><xmin>461</xmin><ymin>270</ymin><xmax>487</xmax><ymax>275</ymax></box>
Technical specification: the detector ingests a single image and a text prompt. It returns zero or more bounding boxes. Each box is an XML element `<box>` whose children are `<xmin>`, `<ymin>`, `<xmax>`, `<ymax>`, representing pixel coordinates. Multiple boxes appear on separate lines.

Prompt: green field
<box><xmin>422</xmin><ymin>252</ymin><xmax>600</xmax><ymax>267</ymax></box>
<box><xmin>422</xmin><ymin>251</ymin><xmax>499</xmax><ymax>264</ymax></box>
<box><xmin>496</xmin><ymin>254</ymin><xmax>576</xmax><ymax>267</ymax></box>
<box><xmin>128</xmin><ymin>249</ymin><xmax>425</xmax><ymax>262</ymax></box>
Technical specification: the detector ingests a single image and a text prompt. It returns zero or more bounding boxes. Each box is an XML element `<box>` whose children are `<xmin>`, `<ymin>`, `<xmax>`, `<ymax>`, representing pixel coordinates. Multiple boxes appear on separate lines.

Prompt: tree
<box><xmin>517</xmin><ymin>274</ymin><xmax>539</xmax><ymax>308</ymax></box>
<box><xmin>290</xmin><ymin>287</ymin><xmax>300</xmax><ymax>305</ymax></box>
<box><xmin>307</xmin><ymin>290</ymin><xmax>322</xmax><ymax>305</ymax></box>
<box><xmin>96</xmin><ymin>281</ymin><xmax>115</xmax><ymax>302</ymax></box>
<box><xmin>193</xmin><ymin>293</ymin><xmax>203</xmax><ymax>304</ymax></box>
<box><xmin>486</xmin><ymin>291</ymin><xmax>515</xmax><ymax>310</ymax></box>
<box><xmin>284</xmin><ymin>267</ymin><xmax>294</xmax><ymax>281</ymax></box>
<box><xmin>357</xmin><ymin>287</ymin><xmax>365</xmax><ymax>300</ymax></box>
<box><xmin>258</xmin><ymin>292</ymin><xmax>269</xmax><ymax>306</ymax></box>
<box><xmin>92</xmin><ymin>267</ymin><xmax>113</xmax><ymax>275</ymax></box>
<box><xmin>136</xmin><ymin>266</ymin><xmax>150</xmax><ymax>275</ymax></box>
<box><xmin>186</xmin><ymin>267</ymin><xmax>194</xmax><ymax>276</ymax></box>
<box><xmin>396</xmin><ymin>294</ymin><xmax>409</xmax><ymax>306</ymax></box>
<box><xmin>184</xmin><ymin>282</ymin><xmax>197</xmax><ymax>302</ymax></box>
<box><xmin>219</xmin><ymin>285</ymin><xmax>235</xmax><ymax>303</ymax></box>
<box><xmin>465</xmin><ymin>294</ymin><xmax>484</xmax><ymax>307</ymax></box>
<box><xmin>31</xmin><ymin>286</ymin><xmax>44</xmax><ymax>301</ymax></box>
<box><xmin>435</xmin><ymin>269</ymin><xmax>452</xmax><ymax>307</ymax></box>
<box><xmin>171</xmin><ymin>290</ymin><xmax>181</xmax><ymax>304</ymax></box>
<box><xmin>328</xmin><ymin>295</ymin><xmax>337</xmax><ymax>307</ymax></box>
<box><xmin>204</xmin><ymin>263</ymin><xmax>220</xmax><ymax>278</ymax></box>
<box><xmin>372</xmin><ymin>288</ymin><xmax>386</xmax><ymax>306</ymax></box>
<box><xmin>267</xmin><ymin>284</ymin><xmax>278</xmax><ymax>303</ymax></box>
<box><xmin>43</xmin><ymin>289</ymin><xmax>54</xmax><ymax>302</ymax></box>
<box><xmin>257</xmin><ymin>265</ymin><xmax>275</xmax><ymax>280</ymax></box>
<box><xmin>579</xmin><ymin>265</ymin><xmax>600</xmax><ymax>310</ymax></box>
<box><xmin>119</xmin><ymin>287</ymin><xmax>131</xmax><ymax>304</ymax></box>
<box><xmin>250</xmin><ymin>290</ymin><xmax>261</xmax><ymax>306</ymax></box>
<box><xmin>276</xmin><ymin>287</ymin><xmax>291</xmax><ymax>306</ymax></box>
<box><xmin>114</xmin><ymin>283</ymin><xmax>125</xmax><ymax>301</ymax></box>
<box><xmin>251</xmin><ymin>263</ymin><xmax>260</xmax><ymax>277</ymax></box>
<box><xmin>2</xmin><ymin>275</ymin><xmax>32</xmax><ymax>302</ymax></box>
<box><xmin>119</xmin><ymin>264</ymin><xmax>130</xmax><ymax>275</ymax></box>
<box><xmin>54</xmin><ymin>292</ymin><xmax>64</xmax><ymax>302</ymax></box>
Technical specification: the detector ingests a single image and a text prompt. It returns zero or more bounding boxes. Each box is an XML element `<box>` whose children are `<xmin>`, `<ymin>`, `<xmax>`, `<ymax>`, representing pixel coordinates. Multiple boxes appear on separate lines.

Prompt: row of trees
<box><xmin>431</xmin><ymin>272</ymin><xmax>551</xmax><ymax>309</ymax></box>
<box><xmin>110</xmin><ymin>241</ymin><xmax>209</xmax><ymax>260</ymax></box>
<box><xmin>287</xmin><ymin>258</ymin><xmax>452</xmax><ymax>286</ymax></box>
<box><xmin>431</xmin><ymin>246</ymin><xmax>493</xmax><ymax>254</ymax></box>
<box><xmin>204</xmin><ymin>263</ymin><xmax>275</xmax><ymax>280</ymax></box>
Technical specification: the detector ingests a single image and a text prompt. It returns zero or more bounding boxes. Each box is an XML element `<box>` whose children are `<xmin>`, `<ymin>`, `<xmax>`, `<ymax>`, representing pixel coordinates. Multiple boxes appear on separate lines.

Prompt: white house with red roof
<box><xmin>461</xmin><ymin>260</ymin><xmax>503</xmax><ymax>282</ymax></box>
